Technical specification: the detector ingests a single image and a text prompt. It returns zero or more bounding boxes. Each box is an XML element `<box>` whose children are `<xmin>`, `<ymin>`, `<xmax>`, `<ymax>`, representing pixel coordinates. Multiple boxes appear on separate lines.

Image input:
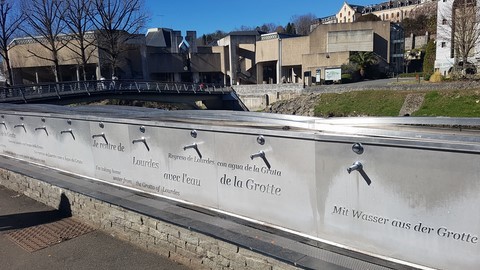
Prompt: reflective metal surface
<box><xmin>0</xmin><ymin>104</ymin><xmax>479</xmax><ymax>270</ymax></box>
<box><xmin>0</xmin><ymin>81</ymin><xmax>230</xmax><ymax>103</ymax></box>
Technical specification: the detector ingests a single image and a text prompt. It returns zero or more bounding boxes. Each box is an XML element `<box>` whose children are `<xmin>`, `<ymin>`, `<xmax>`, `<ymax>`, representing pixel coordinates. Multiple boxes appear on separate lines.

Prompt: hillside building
<box><xmin>435</xmin><ymin>0</ymin><xmax>480</xmax><ymax>76</ymax></box>
<box><xmin>314</xmin><ymin>0</ymin><xmax>438</xmax><ymax>27</ymax></box>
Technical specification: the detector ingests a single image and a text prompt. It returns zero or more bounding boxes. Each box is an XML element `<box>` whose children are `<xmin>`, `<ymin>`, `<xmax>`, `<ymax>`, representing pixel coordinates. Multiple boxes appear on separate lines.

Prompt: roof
<box><xmin>145</xmin><ymin>29</ymin><xmax>172</xmax><ymax>48</ymax></box>
<box><xmin>348</xmin><ymin>4</ymin><xmax>365</xmax><ymax>12</ymax></box>
<box><xmin>227</xmin><ymin>30</ymin><xmax>265</xmax><ymax>36</ymax></box>
<box><xmin>363</xmin><ymin>0</ymin><xmax>424</xmax><ymax>13</ymax></box>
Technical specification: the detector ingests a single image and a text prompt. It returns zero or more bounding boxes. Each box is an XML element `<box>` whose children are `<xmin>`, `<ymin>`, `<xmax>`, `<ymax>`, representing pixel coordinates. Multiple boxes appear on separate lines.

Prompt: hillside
<box><xmin>264</xmin><ymin>88</ymin><xmax>480</xmax><ymax>117</ymax></box>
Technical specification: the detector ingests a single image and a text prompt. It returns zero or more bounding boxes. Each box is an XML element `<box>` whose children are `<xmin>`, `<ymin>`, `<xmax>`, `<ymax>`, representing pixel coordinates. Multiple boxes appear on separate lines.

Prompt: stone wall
<box><xmin>0</xmin><ymin>168</ymin><xmax>298</xmax><ymax>270</ymax></box>
<box><xmin>405</xmin><ymin>33</ymin><xmax>429</xmax><ymax>51</ymax></box>
<box><xmin>233</xmin><ymin>84</ymin><xmax>303</xmax><ymax>111</ymax></box>
<box><xmin>232</xmin><ymin>83</ymin><xmax>304</xmax><ymax>94</ymax></box>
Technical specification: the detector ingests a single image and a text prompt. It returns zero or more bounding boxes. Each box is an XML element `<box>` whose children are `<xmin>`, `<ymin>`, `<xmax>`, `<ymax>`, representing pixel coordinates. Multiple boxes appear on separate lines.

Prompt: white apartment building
<box><xmin>435</xmin><ymin>0</ymin><xmax>480</xmax><ymax>76</ymax></box>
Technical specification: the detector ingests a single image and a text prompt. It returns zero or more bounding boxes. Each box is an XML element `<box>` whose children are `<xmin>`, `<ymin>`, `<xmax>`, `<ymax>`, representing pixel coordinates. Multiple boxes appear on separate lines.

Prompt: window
<box><xmin>442</xmin><ymin>18</ymin><xmax>447</xmax><ymax>25</ymax></box>
<box><xmin>340</xmin><ymin>12</ymin><xmax>342</xmax><ymax>17</ymax></box>
<box><xmin>386</xmin><ymin>14</ymin><xmax>389</xmax><ymax>19</ymax></box>
<box><xmin>441</xmin><ymin>42</ymin><xmax>446</xmax><ymax>48</ymax></box>
<box><xmin>348</xmin><ymin>11</ymin><xmax>351</xmax><ymax>16</ymax></box>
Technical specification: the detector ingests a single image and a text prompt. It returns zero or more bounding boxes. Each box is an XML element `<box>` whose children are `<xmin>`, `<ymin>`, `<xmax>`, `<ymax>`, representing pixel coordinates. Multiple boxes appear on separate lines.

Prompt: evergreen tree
<box><xmin>285</xmin><ymin>22</ymin><xmax>295</xmax><ymax>34</ymax></box>
<box><xmin>349</xmin><ymin>51</ymin><xmax>378</xmax><ymax>79</ymax></box>
<box><xmin>423</xmin><ymin>39</ymin><xmax>436</xmax><ymax>80</ymax></box>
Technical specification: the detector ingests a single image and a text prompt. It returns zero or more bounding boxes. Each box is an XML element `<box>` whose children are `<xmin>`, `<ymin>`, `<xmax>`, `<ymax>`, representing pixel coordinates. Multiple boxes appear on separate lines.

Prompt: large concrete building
<box><xmin>7</xmin><ymin>20</ymin><xmax>403</xmax><ymax>86</ymax></box>
<box><xmin>7</xmin><ymin>28</ymin><xmax>225</xmax><ymax>85</ymax></box>
<box><xmin>214</xmin><ymin>31</ymin><xmax>261</xmax><ymax>86</ymax></box>
<box><xmin>8</xmin><ymin>31</ymin><xmax>146</xmax><ymax>84</ymax></box>
<box><xmin>145</xmin><ymin>28</ymin><xmax>224</xmax><ymax>84</ymax></box>
<box><xmin>252</xmin><ymin>21</ymin><xmax>403</xmax><ymax>84</ymax></box>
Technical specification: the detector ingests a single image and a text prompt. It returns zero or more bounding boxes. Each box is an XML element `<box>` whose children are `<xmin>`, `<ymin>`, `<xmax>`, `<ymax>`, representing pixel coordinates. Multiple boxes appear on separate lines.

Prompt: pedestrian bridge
<box><xmin>0</xmin><ymin>104</ymin><xmax>479</xmax><ymax>270</ymax></box>
<box><xmin>0</xmin><ymin>80</ymin><xmax>248</xmax><ymax>111</ymax></box>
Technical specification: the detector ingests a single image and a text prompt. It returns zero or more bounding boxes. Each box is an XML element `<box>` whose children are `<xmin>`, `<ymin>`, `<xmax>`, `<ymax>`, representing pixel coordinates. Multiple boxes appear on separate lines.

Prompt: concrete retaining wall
<box><xmin>0</xmin><ymin>168</ymin><xmax>298</xmax><ymax>270</ymax></box>
<box><xmin>233</xmin><ymin>84</ymin><xmax>303</xmax><ymax>111</ymax></box>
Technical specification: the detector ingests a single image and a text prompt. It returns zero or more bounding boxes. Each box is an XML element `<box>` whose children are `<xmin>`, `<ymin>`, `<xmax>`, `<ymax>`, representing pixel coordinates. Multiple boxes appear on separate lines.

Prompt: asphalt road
<box><xmin>0</xmin><ymin>186</ymin><xmax>190</xmax><ymax>270</ymax></box>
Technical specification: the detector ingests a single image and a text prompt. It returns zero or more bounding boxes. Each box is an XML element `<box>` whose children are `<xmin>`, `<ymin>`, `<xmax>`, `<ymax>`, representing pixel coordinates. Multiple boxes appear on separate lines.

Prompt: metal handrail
<box><xmin>0</xmin><ymin>80</ymin><xmax>230</xmax><ymax>102</ymax></box>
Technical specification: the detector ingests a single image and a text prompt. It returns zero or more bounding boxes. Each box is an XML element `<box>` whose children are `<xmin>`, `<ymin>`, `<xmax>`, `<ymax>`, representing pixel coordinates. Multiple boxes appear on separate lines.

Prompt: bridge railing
<box><xmin>0</xmin><ymin>80</ymin><xmax>231</xmax><ymax>102</ymax></box>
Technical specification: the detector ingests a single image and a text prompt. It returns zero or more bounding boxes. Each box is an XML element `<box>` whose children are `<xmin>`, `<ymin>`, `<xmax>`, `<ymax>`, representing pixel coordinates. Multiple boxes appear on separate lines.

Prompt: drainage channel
<box><xmin>6</xmin><ymin>217</ymin><xmax>95</xmax><ymax>252</ymax></box>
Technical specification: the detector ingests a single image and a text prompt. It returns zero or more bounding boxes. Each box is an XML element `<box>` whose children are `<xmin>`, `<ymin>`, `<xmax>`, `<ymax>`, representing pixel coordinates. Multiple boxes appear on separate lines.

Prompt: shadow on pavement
<box><xmin>0</xmin><ymin>193</ymin><xmax>72</xmax><ymax>232</ymax></box>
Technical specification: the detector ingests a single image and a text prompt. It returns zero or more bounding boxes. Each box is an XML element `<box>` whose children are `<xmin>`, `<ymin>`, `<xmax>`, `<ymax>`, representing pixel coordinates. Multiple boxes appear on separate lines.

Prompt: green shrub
<box><xmin>423</xmin><ymin>40</ymin><xmax>435</xmax><ymax>80</ymax></box>
<box><xmin>341</xmin><ymin>73</ymin><xmax>352</xmax><ymax>83</ymax></box>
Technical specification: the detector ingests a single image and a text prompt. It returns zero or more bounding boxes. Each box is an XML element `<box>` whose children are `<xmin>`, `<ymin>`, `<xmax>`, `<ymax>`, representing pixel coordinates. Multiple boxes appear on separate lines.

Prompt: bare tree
<box><xmin>62</xmin><ymin>0</ymin><xmax>96</xmax><ymax>81</ymax></box>
<box><xmin>257</xmin><ymin>23</ymin><xmax>277</xmax><ymax>33</ymax></box>
<box><xmin>235</xmin><ymin>25</ymin><xmax>254</xmax><ymax>31</ymax></box>
<box><xmin>91</xmin><ymin>0</ymin><xmax>147</xmax><ymax>78</ymax></box>
<box><xmin>21</xmin><ymin>0</ymin><xmax>68</xmax><ymax>82</ymax></box>
<box><xmin>440</xmin><ymin>0</ymin><xmax>480</xmax><ymax>75</ymax></box>
<box><xmin>291</xmin><ymin>13</ymin><xmax>316</xmax><ymax>35</ymax></box>
<box><xmin>0</xmin><ymin>0</ymin><xmax>24</xmax><ymax>85</ymax></box>
<box><xmin>410</xmin><ymin>0</ymin><xmax>438</xmax><ymax>20</ymax></box>
<box><xmin>236</xmin><ymin>23</ymin><xmax>279</xmax><ymax>33</ymax></box>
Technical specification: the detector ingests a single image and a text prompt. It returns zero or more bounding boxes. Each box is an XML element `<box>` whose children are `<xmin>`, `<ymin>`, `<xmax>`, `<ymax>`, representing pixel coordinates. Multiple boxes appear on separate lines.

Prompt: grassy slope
<box><xmin>413</xmin><ymin>90</ymin><xmax>480</xmax><ymax>117</ymax></box>
<box><xmin>314</xmin><ymin>90</ymin><xmax>408</xmax><ymax>117</ymax></box>
<box><xmin>314</xmin><ymin>89</ymin><xmax>480</xmax><ymax>117</ymax></box>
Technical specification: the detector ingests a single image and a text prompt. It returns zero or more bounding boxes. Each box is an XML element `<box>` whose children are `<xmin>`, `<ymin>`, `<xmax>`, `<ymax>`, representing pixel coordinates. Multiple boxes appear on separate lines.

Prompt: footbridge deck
<box><xmin>0</xmin><ymin>81</ymin><xmax>248</xmax><ymax>111</ymax></box>
<box><xmin>0</xmin><ymin>104</ymin><xmax>479</xmax><ymax>270</ymax></box>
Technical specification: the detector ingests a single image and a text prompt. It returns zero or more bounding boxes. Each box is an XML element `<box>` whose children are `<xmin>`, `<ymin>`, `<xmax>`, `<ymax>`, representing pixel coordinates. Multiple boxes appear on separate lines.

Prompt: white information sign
<box><xmin>325</xmin><ymin>68</ymin><xmax>341</xmax><ymax>81</ymax></box>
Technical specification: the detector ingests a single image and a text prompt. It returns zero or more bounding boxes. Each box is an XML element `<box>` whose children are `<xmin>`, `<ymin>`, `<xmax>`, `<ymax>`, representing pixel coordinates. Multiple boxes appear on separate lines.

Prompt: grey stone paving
<box><xmin>0</xmin><ymin>186</ymin><xmax>191</xmax><ymax>270</ymax></box>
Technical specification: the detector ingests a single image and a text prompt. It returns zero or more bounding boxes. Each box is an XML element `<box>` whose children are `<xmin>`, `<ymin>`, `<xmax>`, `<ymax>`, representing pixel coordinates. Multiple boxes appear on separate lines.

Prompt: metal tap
<box><xmin>250</xmin><ymin>150</ymin><xmax>271</xmax><ymax>169</ymax></box>
<box><xmin>35</xmin><ymin>126</ymin><xmax>48</xmax><ymax>136</ymax></box>
<box><xmin>60</xmin><ymin>129</ymin><xmax>75</xmax><ymax>140</ymax></box>
<box><xmin>14</xmin><ymin>123</ymin><xmax>26</xmax><ymax>132</ymax></box>
<box><xmin>347</xmin><ymin>161</ymin><xmax>372</xmax><ymax>186</ymax></box>
<box><xmin>132</xmin><ymin>137</ymin><xmax>150</xmax><ymax>151</ymax></box>
<box><xmin>347</xmin><ymin>161</ymin><xmax>363</xmax><ymax>174</ymax></box>
<box><xmin>92</xmin><ymin>133</ymin><xmax>108</xmax><ymax>144</ymax></box>
<box><xmin>184</xmin><ymin>143</ymin><xmax>202</xmax><ymax>159</ymax></box>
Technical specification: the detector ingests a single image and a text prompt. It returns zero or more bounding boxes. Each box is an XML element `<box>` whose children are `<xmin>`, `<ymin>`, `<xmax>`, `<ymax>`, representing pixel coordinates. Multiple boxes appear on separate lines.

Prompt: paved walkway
<box><xmin>0</xmin><ymin>186</ymin><xmax>190</xmax><ymax>270</ymax></box>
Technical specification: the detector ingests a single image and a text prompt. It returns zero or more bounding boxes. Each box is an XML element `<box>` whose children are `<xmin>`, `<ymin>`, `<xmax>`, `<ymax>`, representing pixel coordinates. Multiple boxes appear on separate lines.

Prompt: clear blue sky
<box><xmin>144</xmin><ymin>0</ymin><xmax>378</xmax><ymax>36</ymax></box>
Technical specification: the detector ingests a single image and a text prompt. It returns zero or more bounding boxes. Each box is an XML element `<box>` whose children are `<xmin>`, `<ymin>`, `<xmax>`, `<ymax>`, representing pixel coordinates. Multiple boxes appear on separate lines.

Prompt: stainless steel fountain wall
<box><xmin>0</xmin><ymin>105</ymin><xmax>478</xmax><ymax>270</ymax></box>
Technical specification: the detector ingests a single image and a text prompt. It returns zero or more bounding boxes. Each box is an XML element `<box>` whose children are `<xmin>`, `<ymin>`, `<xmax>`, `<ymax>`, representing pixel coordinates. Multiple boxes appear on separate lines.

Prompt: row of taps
<box><xmin>1</xmin><ymin>119</ymin><xmax>273</xmax><ymax>170</ymax></box>
<box><xmin>1</xmin><ymin>118</ymin><xmax>371</xmax><ymax>184</ymax></box>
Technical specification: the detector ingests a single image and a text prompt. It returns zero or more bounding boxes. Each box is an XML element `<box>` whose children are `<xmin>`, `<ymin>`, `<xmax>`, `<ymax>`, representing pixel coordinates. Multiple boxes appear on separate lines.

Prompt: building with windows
<box><xmin>7</xmin><ymin>21</ymin><xmax>403</xmax><ymax>86</ymax></box>
<box><xmin>253</xmin><ymin>21</ymin><xmax>403</xmax><ymax>84</ymax></box>
<box><xmin>8</xmin><ymin>31</ymin><xmax>146</xmax><ymax>84</ymax></box>
<box><xmin>337</xmin><ymin>2</ymin><xmax>365</xmax><ymax>23</ymax></box>
<box><xmin>145</xmin><ymin>28</ymin><xmax>224</xmax><ymax>84</ymax></box>
<box><xmin>435</xmin><ymin>0</ymin><xmax>480</xmax><ymax>76</ymax></box>
<box><xmin>7</xmin><ymin>28</ymin><xmax>225</xmax><ymax>85</ymax></box>
<box><xmin>313</xmin><ymin>0</ymin><xmax>438</xmax><ymax>27</ymax></box>
<box><xmin>365</xmin><ymin>0</ymin><xmax>437</xmax><ymax>23</ymax></box>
